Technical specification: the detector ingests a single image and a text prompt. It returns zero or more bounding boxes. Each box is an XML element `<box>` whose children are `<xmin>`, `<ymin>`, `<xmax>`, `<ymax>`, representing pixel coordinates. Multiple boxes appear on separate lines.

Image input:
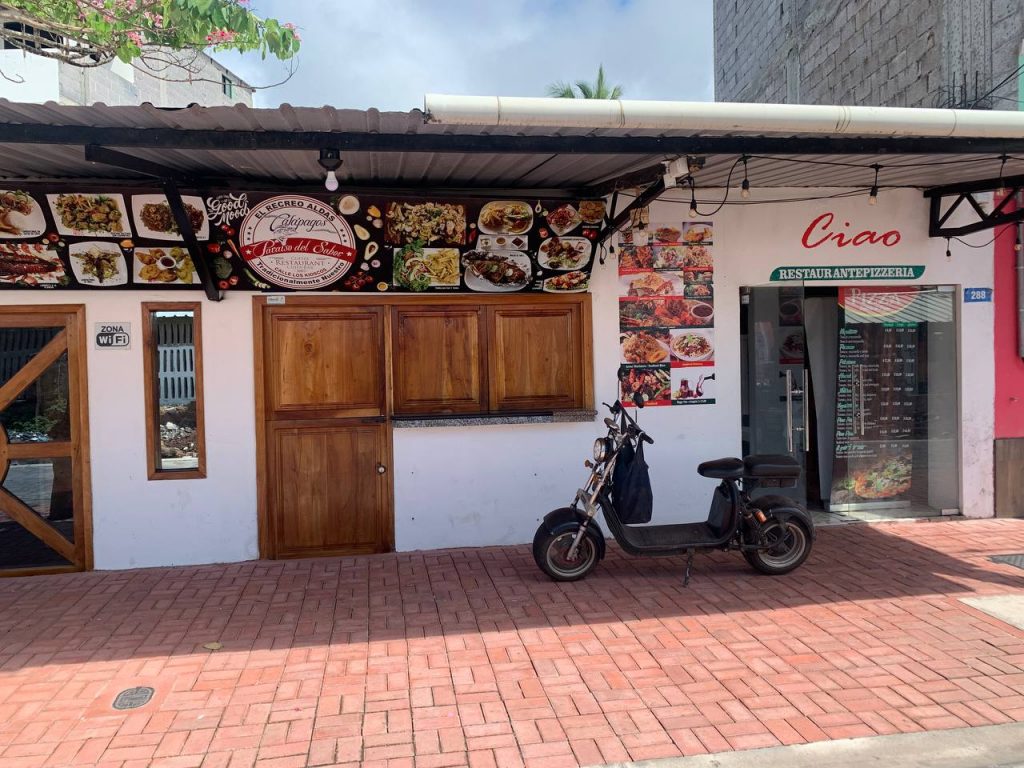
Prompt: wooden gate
<box><xmin>0</xmin><ymin>306</ymin><xmax>91</xmax><ymax>575</ymax></box>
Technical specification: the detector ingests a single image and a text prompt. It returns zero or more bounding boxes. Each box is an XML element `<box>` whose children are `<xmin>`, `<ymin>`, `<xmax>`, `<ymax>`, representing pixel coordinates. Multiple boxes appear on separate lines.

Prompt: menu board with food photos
<box><xmin>829</xmin><ymin>287</ymin><xmax>934</xmax><ymax>510</ymax></box>
<box><xmin>0</xmin><ymin>186</ymin><xmax>604</xmax><ymax>294</ymax></box>
<box><xmin>617</xmin><ymin>221</ymin><xmax>715</xmax><ymax>407</ymax></box>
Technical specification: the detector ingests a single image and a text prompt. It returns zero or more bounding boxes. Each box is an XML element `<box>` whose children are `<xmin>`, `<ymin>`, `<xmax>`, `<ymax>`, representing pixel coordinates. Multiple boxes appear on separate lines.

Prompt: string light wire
<box><xmin>950</xmin><ymin>226</ymin><xmax>1017</xmax><ymax>249</ymax></box>
<box><xmin>606</xmin><ymin>152</ymin><xmax>1024</xmax><ymax>239</ymax></box>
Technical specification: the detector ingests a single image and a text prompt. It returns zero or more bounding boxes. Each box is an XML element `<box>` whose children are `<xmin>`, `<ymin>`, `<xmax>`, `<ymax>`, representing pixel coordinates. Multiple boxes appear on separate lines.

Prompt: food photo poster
<box><xmin>617</xmin><ymin>221</ymin><xmax>716</xmax><ymax>406</ymax></box>
<box><xmin>0</xmin><ymin>187</ymin><xmax>605</xmax><ymax>294</ymax></box>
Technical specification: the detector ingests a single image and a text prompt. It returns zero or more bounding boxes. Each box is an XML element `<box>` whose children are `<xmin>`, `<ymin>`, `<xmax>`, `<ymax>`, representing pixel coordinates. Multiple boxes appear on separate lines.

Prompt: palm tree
<box><xmin>547</xmin><ymin>64</ymin><xmax>623</xmax><ymax>99</ymax></box>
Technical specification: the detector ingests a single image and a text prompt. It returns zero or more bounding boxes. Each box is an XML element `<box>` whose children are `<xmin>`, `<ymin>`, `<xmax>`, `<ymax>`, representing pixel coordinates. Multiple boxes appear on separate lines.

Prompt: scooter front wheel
<box><xmin>533</xmin><ymin>526</ymin><xmax>599</xmax><ymax>582</ymax></box>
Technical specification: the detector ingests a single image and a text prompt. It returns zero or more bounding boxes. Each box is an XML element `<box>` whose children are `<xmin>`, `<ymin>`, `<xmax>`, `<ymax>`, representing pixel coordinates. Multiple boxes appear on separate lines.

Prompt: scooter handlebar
<box><xmin>604</xmin><ymin>400</ymin><xmax>653</xmax><ymax>445</ymax></box>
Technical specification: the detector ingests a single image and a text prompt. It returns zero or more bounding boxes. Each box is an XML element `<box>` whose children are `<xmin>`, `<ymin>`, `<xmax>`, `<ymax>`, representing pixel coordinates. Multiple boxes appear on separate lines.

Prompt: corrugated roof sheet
<box><xmin>0</xmin><ymin>100</ymin><xmax>1022</xmax><ymax>191</ymax></box>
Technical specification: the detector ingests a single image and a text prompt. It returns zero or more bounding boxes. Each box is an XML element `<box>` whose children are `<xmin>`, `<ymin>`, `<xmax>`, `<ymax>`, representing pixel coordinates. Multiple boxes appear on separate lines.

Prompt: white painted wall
<box><xmin>0</xmin><ymin>291</ymin><xmax>258</xmax><ymax>568</ymax></box>
<box><xmin>0</xmin><ymin>188</ymin><xmax>995</xmax><ymax>568</ymax></box>
<box><xmin>704</xmin><ymin>188</ymin><xmax>994</xmax><ymax>521</ymax></box>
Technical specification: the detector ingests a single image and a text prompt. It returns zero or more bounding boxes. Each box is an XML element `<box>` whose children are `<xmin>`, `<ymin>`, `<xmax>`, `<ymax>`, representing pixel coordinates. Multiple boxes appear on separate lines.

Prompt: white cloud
<box><xmin>216</xmin><ymin>0</ymin><xmax>714</xmax><ymax>110</ymax></box>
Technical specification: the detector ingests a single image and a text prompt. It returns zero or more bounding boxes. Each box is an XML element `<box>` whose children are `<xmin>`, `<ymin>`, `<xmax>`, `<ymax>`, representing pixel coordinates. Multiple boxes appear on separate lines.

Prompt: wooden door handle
<box><xmin>376</xmin><ymin>463</ymin><xmax>387</xmax><ymax>474</ymax></box>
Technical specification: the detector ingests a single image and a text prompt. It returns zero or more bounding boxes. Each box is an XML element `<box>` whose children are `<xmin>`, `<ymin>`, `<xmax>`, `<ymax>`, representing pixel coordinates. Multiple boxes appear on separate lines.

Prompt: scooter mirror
<box><xmin>633</xmin><ymin>393</ymin><xmax>645</xmax><ymax>409</ymax></box>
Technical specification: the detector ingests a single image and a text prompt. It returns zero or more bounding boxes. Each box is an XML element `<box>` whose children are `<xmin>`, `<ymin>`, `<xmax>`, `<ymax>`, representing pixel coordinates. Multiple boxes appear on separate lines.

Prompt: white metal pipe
<box><xmin>424</xmin><ymin>94</ymin><xmax>1024</xmax><ymax>139</ymax></box>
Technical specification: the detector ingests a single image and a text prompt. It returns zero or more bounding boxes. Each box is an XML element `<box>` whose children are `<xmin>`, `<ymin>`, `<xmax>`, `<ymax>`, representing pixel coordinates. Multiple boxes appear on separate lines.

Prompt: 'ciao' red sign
<box><xmin>801</xmin><ymin>212</ymin><xmax>901</xmax><ymax>249</ymax></box>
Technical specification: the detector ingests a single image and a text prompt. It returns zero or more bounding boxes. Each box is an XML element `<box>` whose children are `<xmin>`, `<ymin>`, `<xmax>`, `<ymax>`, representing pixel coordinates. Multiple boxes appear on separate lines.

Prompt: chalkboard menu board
<box><xmin>830</xmin><ymin>288</ymin><xmax>928</xmax><ymax>510</ymax></box>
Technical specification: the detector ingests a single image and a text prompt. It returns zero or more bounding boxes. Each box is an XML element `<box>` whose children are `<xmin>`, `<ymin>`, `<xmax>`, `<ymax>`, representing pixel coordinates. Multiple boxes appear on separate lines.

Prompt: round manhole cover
<box><xmin>112</xmin><ymin>686</ymin><xmax>155</xmax><ymax>710</ymax></box>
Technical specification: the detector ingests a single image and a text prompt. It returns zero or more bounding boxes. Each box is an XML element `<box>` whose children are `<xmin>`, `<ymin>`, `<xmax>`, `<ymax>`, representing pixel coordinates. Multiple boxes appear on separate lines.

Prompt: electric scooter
<box><xmin>532</xmin><ymin>400</ymin><xmax>815</xmax><ymax>582</ymax></box>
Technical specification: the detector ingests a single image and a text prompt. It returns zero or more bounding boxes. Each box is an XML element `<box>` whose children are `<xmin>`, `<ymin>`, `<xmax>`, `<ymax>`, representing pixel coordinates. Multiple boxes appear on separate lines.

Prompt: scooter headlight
<box><xmin>593</xmin><ymin>438</ymin><xmax>611</xmax><ymax>463</ymax></box>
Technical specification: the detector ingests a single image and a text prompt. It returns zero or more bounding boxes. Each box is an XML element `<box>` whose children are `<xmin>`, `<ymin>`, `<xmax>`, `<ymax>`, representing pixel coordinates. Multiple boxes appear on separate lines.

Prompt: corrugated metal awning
<box><xmin>1</xmin><ymin>100</ymin><xmax>1023</xmax><ymax>192</ymax></box>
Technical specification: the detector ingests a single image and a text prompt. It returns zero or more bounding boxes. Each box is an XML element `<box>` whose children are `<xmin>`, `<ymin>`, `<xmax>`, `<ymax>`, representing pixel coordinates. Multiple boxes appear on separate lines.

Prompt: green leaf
<box><xmin>3</xmin><ymin>0</ymin><xmax>301</xmax><ymax>66</ymax></box>
<box><xmin>547</xmin><ymin>65</ymin><xmax>623</xmax><ymax>100</ymax></box>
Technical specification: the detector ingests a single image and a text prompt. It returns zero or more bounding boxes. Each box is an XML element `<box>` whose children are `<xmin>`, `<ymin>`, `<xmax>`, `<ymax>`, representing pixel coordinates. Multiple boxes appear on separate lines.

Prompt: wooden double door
<box><xmin>256</xmin><ymin>303</ymin><xmax>392</xmax><ymax>558</ymax></box>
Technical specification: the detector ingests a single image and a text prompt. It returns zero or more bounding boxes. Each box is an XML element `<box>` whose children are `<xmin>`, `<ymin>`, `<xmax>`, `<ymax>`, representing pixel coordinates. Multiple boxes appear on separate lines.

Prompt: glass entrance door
<box><xmin>742</xmin><ymin>284</ymin><xmax>960</xmax><ymax>519</ymax></box>
<box><xmin>741</xmin><ymin>285</ymin><xmax>808</xmax><ymax>505</ymax></box>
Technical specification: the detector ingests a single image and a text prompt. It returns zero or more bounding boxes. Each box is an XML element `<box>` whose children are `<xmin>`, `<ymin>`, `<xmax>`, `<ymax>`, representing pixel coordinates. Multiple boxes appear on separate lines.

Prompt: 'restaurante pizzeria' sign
<box><xmin>240</xmin><ymin>196</ymin><xmax>357</xmax><ymax>290</ymax></box>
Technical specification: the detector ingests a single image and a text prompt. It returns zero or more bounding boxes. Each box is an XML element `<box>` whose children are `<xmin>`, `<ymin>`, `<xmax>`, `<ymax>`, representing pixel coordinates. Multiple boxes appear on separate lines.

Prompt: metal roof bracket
<box><xmin>84</xmin><ymin>145</ymin><xmax>220</xmax><ymax>301</ymax></box>
<box><xmin>161</xmin><ymin>180</ymin><xmax>220</xmax><ymax>302</ymax></box>
<box><xmin>598</xmin><ymin>179</ymin><xmax>667</xmax><ymax>245</ymax></box>
<box><xmin>84</xmin><ymin>145</ymin><xmax>190</xmax><ymax>181</ymax></box>
<box><xmin>924</xmin><ymin>173</ymin><xmax>1024</xmax><ymax>237</ymax></box>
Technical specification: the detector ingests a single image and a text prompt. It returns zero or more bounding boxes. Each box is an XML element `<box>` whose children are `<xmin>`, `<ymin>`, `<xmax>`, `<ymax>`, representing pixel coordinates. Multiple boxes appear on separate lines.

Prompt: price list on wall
<box><xmin>830</xmin><ymin>288</ymin><xmax>921</xmax><ymax>510</ymax></box>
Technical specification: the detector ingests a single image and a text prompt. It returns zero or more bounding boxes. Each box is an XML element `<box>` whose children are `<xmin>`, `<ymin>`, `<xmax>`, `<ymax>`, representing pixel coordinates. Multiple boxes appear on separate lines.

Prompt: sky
<box><xmin>215</xmin><ymin>0</ymin><xmax>715</xmax><ymax>111</ymax></box>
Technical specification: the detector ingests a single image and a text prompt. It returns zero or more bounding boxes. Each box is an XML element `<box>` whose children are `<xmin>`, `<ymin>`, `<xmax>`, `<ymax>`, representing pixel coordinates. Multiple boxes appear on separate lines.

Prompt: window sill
<box><xmin>391</xmin><ymin>409</ymin><xmax>596</xmax><ymax>429</ymax></box>
<box><xmin>147</xmin><ymin>468</ymin><xmax>206</xmax><ymax>481</ymax></box>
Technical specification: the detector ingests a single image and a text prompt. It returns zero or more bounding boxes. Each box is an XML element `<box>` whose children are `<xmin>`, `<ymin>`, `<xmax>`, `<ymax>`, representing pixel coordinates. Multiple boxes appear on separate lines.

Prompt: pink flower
<box><xmin>205</xmin><ymin>28</ymin><xmax>237</xmax><ymax>45</ymax></box>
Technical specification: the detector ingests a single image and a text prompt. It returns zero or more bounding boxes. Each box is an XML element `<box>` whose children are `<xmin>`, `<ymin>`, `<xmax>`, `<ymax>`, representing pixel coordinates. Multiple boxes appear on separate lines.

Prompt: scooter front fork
<box><xmin>566</xmin><ymin>517</ymin><xmax>591</xmax><ymax>561</ymax></box>
<box><xmin>683</xmin><ymin>548</ymin><xmax>695</xmax><ymax>587</ymax></box>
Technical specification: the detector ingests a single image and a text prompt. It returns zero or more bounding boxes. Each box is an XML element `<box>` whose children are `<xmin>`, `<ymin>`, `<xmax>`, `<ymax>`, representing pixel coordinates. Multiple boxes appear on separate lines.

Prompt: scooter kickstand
<box><xmin>683</xmin><ymin>548</ymin><xmax>695</xmax><ymax>587</ymax></box>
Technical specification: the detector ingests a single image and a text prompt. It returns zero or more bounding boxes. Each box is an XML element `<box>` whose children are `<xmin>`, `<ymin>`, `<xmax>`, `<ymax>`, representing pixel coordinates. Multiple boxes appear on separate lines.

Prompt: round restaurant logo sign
<box><xmin>239</xmin><ymin>196</ymin><xmax>356</xmax><ymax>290</ymax></box>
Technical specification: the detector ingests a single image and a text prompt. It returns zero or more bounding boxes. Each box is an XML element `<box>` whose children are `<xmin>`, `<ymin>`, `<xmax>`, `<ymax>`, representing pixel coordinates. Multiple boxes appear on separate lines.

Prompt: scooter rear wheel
<box><xmin>533</xmin><ymin>527</ymin><xmax>599</xmax><ymax>582</ymax></box>
<box><xmin>744</xmin><ymin>518</ymin><xmax>812</xmax><ymax>575</ymax></box>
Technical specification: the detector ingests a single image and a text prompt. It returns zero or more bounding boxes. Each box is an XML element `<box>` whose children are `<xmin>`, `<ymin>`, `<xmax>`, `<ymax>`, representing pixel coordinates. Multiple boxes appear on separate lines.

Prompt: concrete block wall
<box><xmin>133</xmin><ymin>50</ymin><xmax>253</xmax><ymax>108</ymax></box>
<box><xmin>991</xmin><ymin>0</ymin><xmax>1024</xmax><ymax>108</ymax></box>
<box><xmin>57</xmin><ymin>48</ymin><xmax>252</xmax><ymax>108</ymax></box>
<box><xmin>715</xmin><ymin>0</ymin><xmax>1023</xmax><ymax>108</ymax></box>
<box><xmin>714</xmin><ymin>0</ymin><xmax>789</xmax><ymax>103</ymax></box>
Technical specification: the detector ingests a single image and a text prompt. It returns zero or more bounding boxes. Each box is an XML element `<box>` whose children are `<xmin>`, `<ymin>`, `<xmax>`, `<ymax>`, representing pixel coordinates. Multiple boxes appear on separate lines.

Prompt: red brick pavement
<box><xmin>1</xmin><ymin>519</ymin><xmax>1024</xmax><ymax>768</ymax></box>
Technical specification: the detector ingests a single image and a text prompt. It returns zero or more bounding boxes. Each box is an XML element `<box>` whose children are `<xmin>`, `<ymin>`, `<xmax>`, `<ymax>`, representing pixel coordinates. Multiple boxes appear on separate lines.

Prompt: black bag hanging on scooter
<box><xmin>612</xmin><ymin>436</ymin><xmax>653</xmax><ymax>524</ymax></box>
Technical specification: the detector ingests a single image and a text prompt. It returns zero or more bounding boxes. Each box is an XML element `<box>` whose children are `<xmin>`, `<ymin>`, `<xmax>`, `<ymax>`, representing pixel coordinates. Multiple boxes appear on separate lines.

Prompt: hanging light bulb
<box><xmin>868</xmin><ymin>164</ymin><xmax>880</xmax><ymax>206</ymax></box>
<box><xmin>317</xmin><ymin>148</ymin><xmax>342</xmax><ymax>193</ymax></box>
<box><xmin>740</xmin><ymin>155</ymin><xmax>751</xmax><ymax>199</ymax></box>
<box><xmin>995</xmin><ymin>154</ymin><xmax>1009</xmax><ymax>198</ymax></box>
<box><xmin>688</xmin><ymin>178</ymin><xmax>699</xmax><ymax>218</ymax></box>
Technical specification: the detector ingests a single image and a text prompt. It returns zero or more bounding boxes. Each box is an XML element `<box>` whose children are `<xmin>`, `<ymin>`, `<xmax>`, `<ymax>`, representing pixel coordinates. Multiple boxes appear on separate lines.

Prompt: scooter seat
<box><xmin>697</xmin><ymin>457</ymin><xmax>744</xmax><ymax>480</ymax></box>
<box><xmin>743</xmin><ymin>454</ymin><xmax>801</xmax><ymax>478</ymax></box>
